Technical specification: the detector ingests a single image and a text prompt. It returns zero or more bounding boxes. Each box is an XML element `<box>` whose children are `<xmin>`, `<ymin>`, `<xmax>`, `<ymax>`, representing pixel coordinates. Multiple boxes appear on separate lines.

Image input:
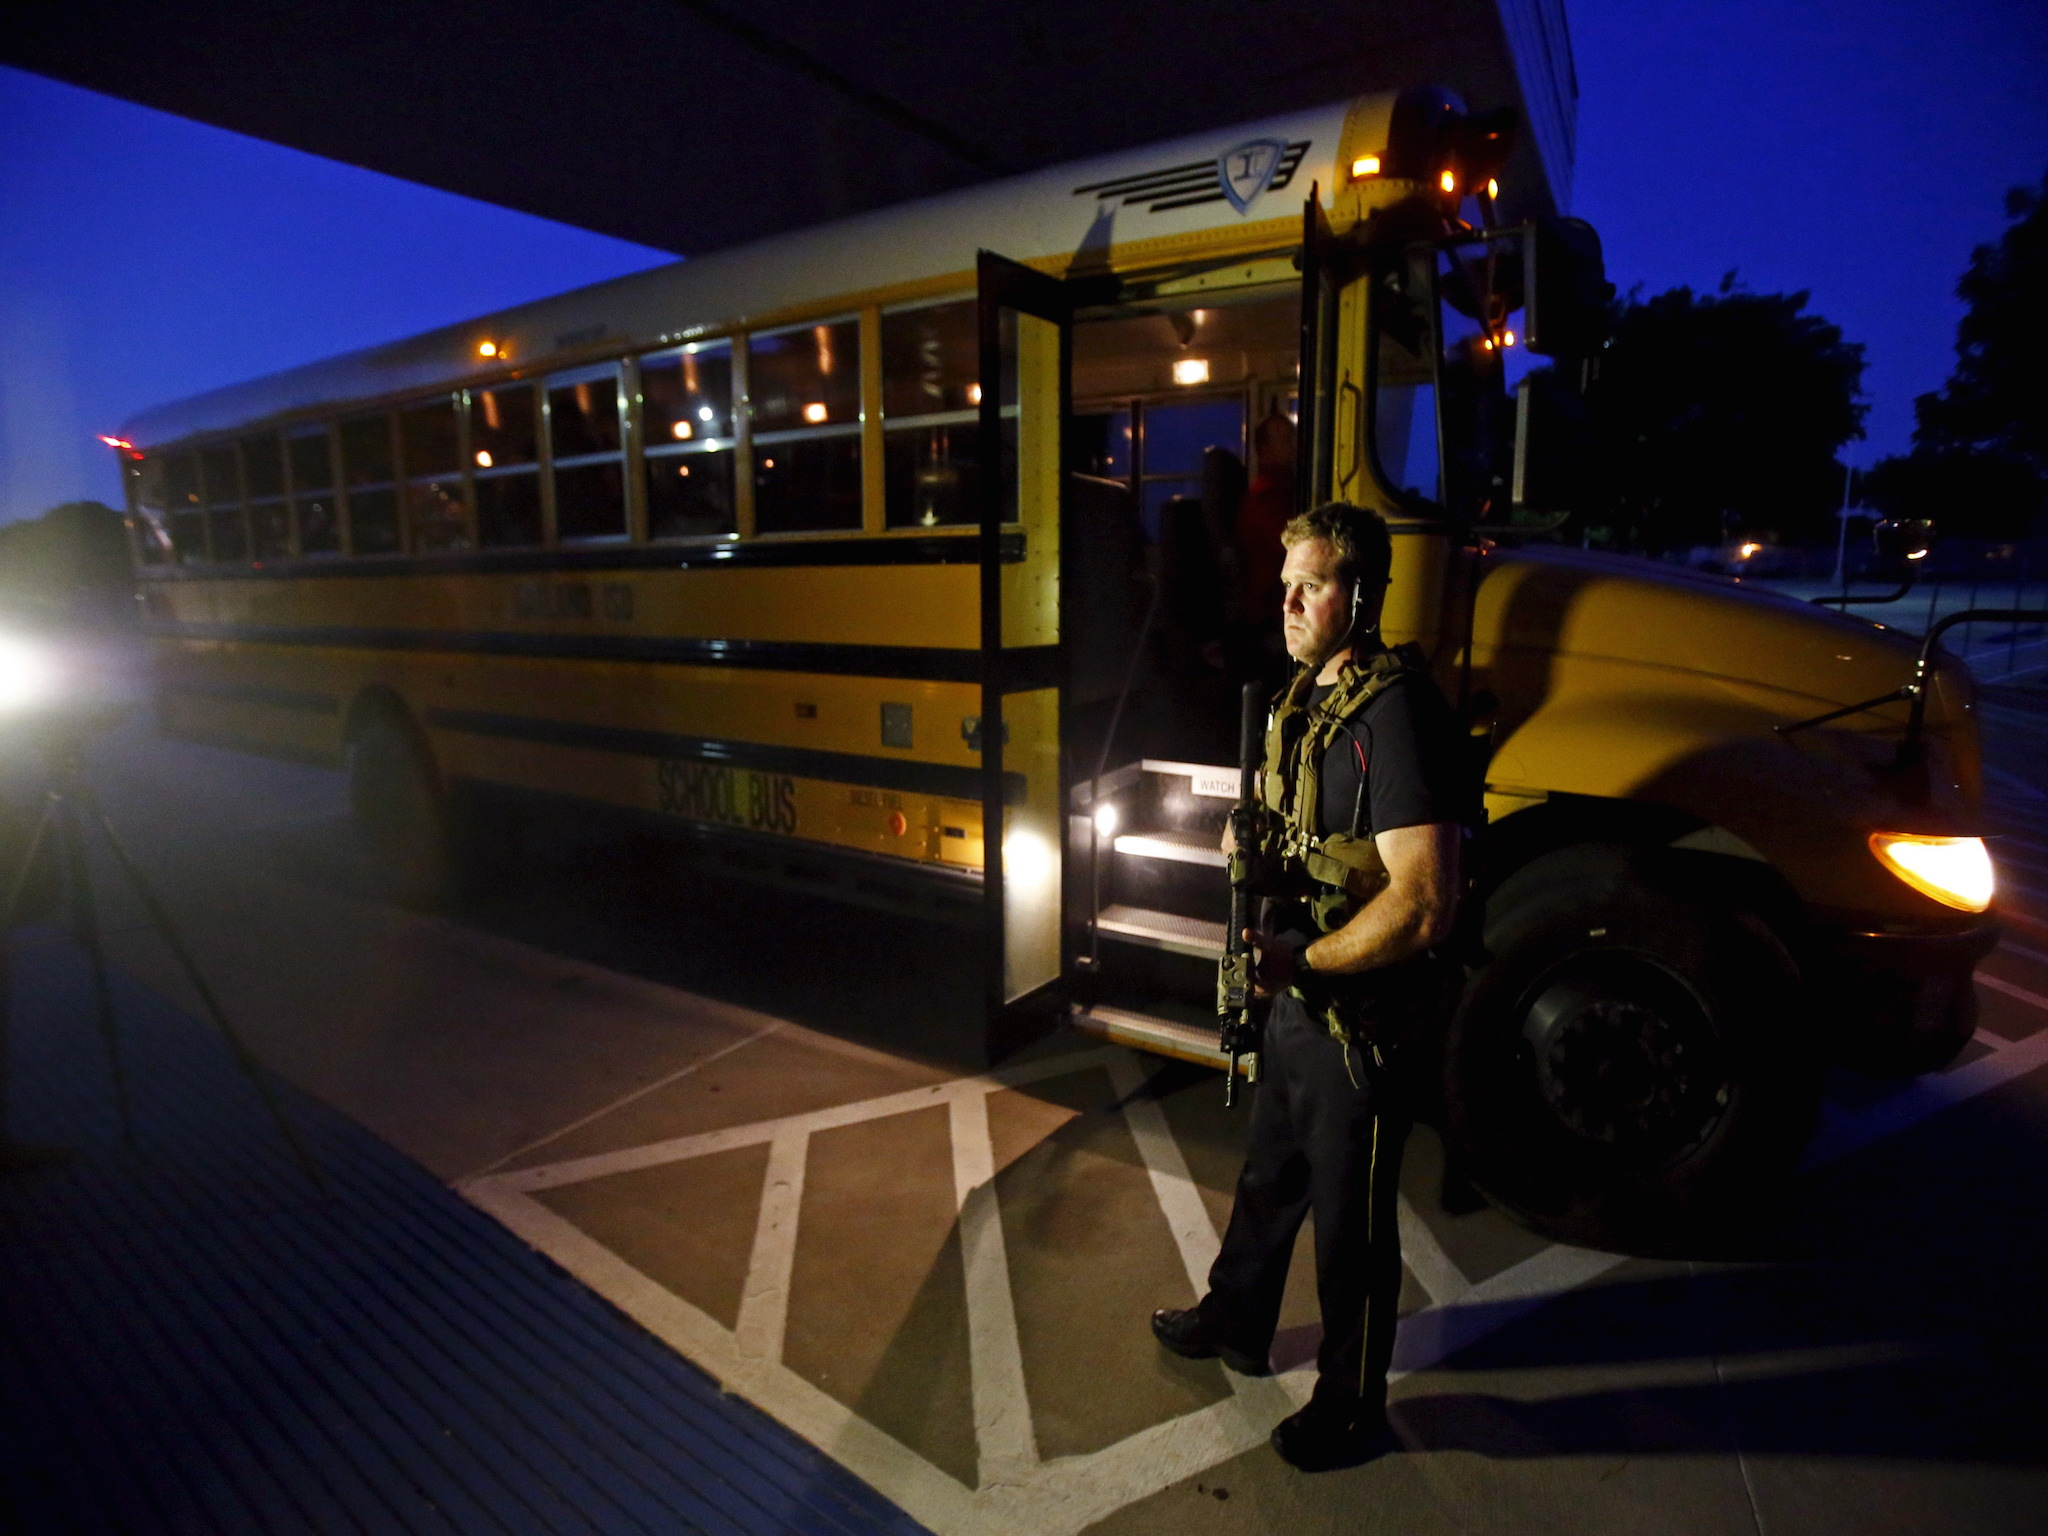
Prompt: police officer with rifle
<box><xmin>1151</xmin><ymin>502</ymin><xmax>1467</xmax><ymax>1472</ymax></box>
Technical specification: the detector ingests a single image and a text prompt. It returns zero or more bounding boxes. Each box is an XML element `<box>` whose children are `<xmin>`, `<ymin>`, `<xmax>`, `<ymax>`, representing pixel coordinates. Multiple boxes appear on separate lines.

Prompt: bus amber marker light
<box><xmin>1351</xmin><ymin>155</ymin><xmax>1381</xmax><ymax>177</ymax></box>
<box><xmin>477</xmin><ymin>340</ymin><xmax>498</xmax><ymax>359</ymax></box>
<box><xmin>1868</xmin><ymin>833</ymin><xmax>1994</xmax><ymax>913</ymax></box>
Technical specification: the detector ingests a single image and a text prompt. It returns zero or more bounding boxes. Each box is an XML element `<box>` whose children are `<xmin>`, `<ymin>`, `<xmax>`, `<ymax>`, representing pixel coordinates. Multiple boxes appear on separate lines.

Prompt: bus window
<box><xmin>642</xmin><ymin>341</ymin><xmax>736</xmax><ymax>540</ymax></box>
<box><xmin>1370</xmin><ymin>250</ymin><xmax>1440</xmax><ymax>504</ymax></box>
<box><xmin>749</xmin><ymin>319</ymin><xmax>861</xmax><ymax>534</ymax></box>
<box><xmin>399</xmin><ymin>398</ymin><xmax>468</xmax><ymax>552</ymax></box>
<box><xmin>289</xmin><ymin>427</ymin><xmax>340</xmax><ymax>555</ymax></box>
<box><xmin>341</xmin><ymin>414</ymin><xmax>401</xmax><ymax>555</ymax></box>
<box><xmin>1434</xmin><ymin>240</ymin><xmax>1524</xmax><ymax>520</ymax></box>
<box><xmin>400</xmin><ymin>398</ymin><xmax>461</xmax><ymax>475</ymax></box>
<box><xmin>472</xmin><ymin>384</ymin><xmax>542</xmax><ymax>547</ymax></box>
<box><xmin>201</xmin><ymin>444</ymin><xmax>248</xmax><ymax>563</ymax></box>
<box><xmin>548</xmin><ymin>368</ymin><xmax>626</xmax><ymax>542</ymax></box>
<box><xmin>881</xmin><ymin>299</ymin><xmax>979</xmax><ymax>528</ymax></box>
<box><xmin>243</xmin><ymin>432</ymin><xmax>290</xmax><ymax>559</ymax></box>
<box><xmin>163</xmin><ymin>451</ymin><xmax>207</xmax><ymax>563</ymax></box>
<box><xmin>127</xmin><ymin>454</ymin><xmax>172</xmax><ymax>564</ymax></box>
<box><xmin>1138</xmin><ymin>397</ymin><xmax>1244</xmax><ymax>538</ymax></box>
<box><xmin>1069</xmin><ymin>410</ymin><xmax>1133</xmax><ymax>481</ymax></box>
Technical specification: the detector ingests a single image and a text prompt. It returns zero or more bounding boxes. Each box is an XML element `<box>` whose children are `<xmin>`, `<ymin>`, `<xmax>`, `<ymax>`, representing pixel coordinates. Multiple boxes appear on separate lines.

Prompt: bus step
<box><xmin>1096</xmin><ymin>903</ymin><xmax>1226</xmax><ymax>958</ymax></box>
<box><xmin>1112</xmin><ymin>829</ymin><xmax>1225</xmax><ymax>867</ymax></box>
<box><xmin>1070</xmin><ymin>1003</ymin><xmax>1240</xmax><ymax>1072</ymax></box>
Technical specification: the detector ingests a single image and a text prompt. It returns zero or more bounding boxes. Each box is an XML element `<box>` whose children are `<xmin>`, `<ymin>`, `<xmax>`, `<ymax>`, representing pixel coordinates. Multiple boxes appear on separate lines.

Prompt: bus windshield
<box><xmin>1370</xmin><ymin>229</ymin><xmax>1534</xmax><ymax>521</ymax></box>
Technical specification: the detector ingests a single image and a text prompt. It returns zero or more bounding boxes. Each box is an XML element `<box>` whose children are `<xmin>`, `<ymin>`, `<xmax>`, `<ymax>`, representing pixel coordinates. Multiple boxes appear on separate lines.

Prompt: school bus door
<box><xmin>975</xmin><ymin>252</ymin><xmax>1077</xmax><ymax>1031</ymax></box>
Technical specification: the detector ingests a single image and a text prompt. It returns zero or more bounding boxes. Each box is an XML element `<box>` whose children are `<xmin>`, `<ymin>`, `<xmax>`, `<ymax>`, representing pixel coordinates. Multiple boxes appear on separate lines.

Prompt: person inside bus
<box><xmin>1149</xmin><ymin>501</ymin><xmax>1466</xmax><ymax>1472</ymax></box>
<box><xmin>1232</xmin><ymin>409</ymin><xmax>1297</xmax><ymax>684</ymax></box>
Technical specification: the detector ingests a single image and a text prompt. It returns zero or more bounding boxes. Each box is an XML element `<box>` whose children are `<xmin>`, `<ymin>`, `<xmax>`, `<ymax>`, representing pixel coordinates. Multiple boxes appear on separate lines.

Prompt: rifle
<box><xmin>1217</xmin><ymin>681</ymin><xmax>1269</xmax><ymax>1107</ymax></box>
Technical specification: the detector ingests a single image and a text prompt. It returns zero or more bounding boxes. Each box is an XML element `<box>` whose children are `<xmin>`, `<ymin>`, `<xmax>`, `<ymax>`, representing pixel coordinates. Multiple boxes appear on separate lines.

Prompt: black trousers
<box><xmin>1199</xmin><ymin>990</ymin><xmax>1411</xmax><ymax>1415</ymax></box>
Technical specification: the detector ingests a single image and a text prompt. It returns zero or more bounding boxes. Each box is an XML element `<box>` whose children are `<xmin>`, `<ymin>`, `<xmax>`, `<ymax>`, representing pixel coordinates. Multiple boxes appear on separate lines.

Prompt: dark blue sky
<box><xmin>3</xmin><ymin>0</ymin><xmax>2045</xmax><ymax>525</ymax></box>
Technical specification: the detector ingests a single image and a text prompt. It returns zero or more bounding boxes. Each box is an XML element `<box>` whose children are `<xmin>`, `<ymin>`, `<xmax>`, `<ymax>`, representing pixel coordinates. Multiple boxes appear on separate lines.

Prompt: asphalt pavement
<box><xmin>4</xmin><ymin>674</ymin><xmax>2045</xmax><ymax>1535</ymax></box>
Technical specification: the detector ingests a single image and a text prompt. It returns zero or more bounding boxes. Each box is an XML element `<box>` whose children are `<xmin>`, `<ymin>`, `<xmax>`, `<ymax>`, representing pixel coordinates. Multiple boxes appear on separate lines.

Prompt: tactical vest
<box><xmin>1259</xmin><ymin>643</ymin><xmax>1426</xmax><ymax>1045</ymax></box>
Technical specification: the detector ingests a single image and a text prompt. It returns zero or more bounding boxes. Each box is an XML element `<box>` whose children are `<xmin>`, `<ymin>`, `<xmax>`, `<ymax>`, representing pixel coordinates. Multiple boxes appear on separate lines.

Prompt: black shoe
<box><xmin>1270</xmin><ymin>1400</ymin><xmax>1399</xmax><ymax>1472</ymax></box>
<box><xmin>1150</xmin><ymin>1306</ymin><xmax>1269</xmax><ymax>1377</ymax></box>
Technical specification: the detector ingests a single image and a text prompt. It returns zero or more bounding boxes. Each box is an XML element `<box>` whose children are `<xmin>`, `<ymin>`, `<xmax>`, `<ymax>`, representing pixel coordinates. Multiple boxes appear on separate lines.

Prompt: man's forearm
<box><xmin>1298</xmin><ymin>822</ymin><xmax>1460</xmax><ymax>976</ymax></box>
<box><xmin>1300</xmin><ymin>887</ymin><xmax>1443</xmax><ymax>975</ymax></box>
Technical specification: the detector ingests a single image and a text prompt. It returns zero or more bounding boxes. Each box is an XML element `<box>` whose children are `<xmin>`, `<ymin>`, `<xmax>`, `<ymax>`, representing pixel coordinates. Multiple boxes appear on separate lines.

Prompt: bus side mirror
<box><xmin>1511</xmin><ymin>370</ymin><xmax>1590</xmax><ymax>515</ymax></box>
<box><xmin>1525</xmin><ymin>217</ymin><xmax>1613</xmax><ymax>358</ymax></box>
<box><xmin>1872</xmin><ymin>517</ymin><xmax>1935</xmax><ymax>564</ymax></box>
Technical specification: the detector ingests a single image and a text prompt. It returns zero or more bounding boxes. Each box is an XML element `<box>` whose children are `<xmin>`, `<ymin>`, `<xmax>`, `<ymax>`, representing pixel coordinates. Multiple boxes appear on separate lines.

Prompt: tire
<box><xmin>1444</xmin><ymin>844</ymin><xmax>1820</xmax><ymax>1252</ymax></box>
<box><xmin>346</xmin><ymin>710</ymin><xmax>451</xmax><ymax>908</ymax></box>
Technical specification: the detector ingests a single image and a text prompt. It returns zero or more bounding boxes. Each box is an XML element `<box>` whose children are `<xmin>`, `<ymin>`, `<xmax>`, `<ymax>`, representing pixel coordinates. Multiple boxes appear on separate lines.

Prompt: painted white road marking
<box><xmin>950</xmin><ymin>1089</ymin><xmax>1037</xmax><ymax>1486</ymax></box>
<box><xmin>1802</xmin><ymin>1025</ymin><xmax>2048</xmax><ymax>1167</ymax></box>
<box><xmin>1397</xmin><ymin>1195</ymin><xmax>1473</xmax><ymax>1306</ymax></box>
<box><xmin>464</xmin><ymin>1019</ymin><xmax>783</xmax><ymax>1180</ymax></box>
<box><xmin>461</xmin><ymin>1009</ymin><xmax>2048</xmax><ymax>1536</ymax></box>
<box><xmin>1104</xmin><ymin>1051</ymin><xmax>1220</xmax><ymax>1296</ymax></box>
<box><xmin>734</xmin><ymin>1127</ymin><xmax>806</xmax><ymax>1368</ymax></box>
<box><xmin>1980</xmin><ymin>972</ymin><xmax>2048</xmax><ymax>1014</ymax></box>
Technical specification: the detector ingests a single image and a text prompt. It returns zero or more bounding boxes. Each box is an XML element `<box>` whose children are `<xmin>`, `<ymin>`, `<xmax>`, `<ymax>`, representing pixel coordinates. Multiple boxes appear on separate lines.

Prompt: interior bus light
<box><xmin>1907</xmin><ymin>548</ymin><xmax>1929</xmax><ymax>560</ymax></box>
<box><xmin>673</xmin><ymin>421</ymin><xmax>693</xmax><ymax>440</ymax></box>
<box><xmin>1351</xmin><ymin>155</ymin><xmax>1381</xmax><ymax>177</ymax></box>
<box><xmin>474</xmin><ymin>450</ymin><xmax>493</xmax><ymax>468</ymax></box>
<box><xmin>1439</xmin><ymin>169</ymin><xmax>1458</xmax><ymax>194</ymax></box>
<box><xmin>1738</xmin><ymin>541</ymin><xmax>1761</xmax><ymax>559</ymax></box>
<box><xmin>1486</xmin><ymin>178</ymin><xmax>1500</xmax><ymax>200</ymax></box>
<box><xmin>802</xmin><ymin>402</ymin><xmax>829</xmax><ymax>424</ymax></box>
<box><xmin>967</xmin><ymin>383</ymin><xmax>984</xmax><ymax>405</ymax></box>
<box><xmin>1868</xmin><ymin>832</ymin><xmax>1994</xmax><ymax>912</ymax></box>
<box><xmin>1502</xmin><ymin>329</ymin><xmax>1516</xmax><ymax>347</ymax></box>
<box><xmin>1172</xmin><ymin>358</ymin><xmax>1211</xmax><ymax>386</ymax></box>
<box><xmin>697</xmin><ymin>405</ymin><xmax>714</xmax><ymax>422</ymax></box>
<box><xmin>1094</xmin><ymin>801</ymin><xmax>1120</xmax><ymax>838</ymax></box>
<box><xmin>477</xmin><ymin>340</ymin><xmax>499</xmax><ymax>359</ymax></box>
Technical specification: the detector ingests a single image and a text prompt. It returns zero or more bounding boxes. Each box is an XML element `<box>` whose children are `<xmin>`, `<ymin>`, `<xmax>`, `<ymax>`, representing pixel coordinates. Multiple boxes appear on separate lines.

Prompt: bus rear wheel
<box><xmin>1444</xmin><ymin>845</ymin><xmax>1819</xmax><ymax>1253</ymax></box>
<box><xmin>346</xmin><ymin>710</ymin><xmax>451</xmax><ymax>908</ymax></box>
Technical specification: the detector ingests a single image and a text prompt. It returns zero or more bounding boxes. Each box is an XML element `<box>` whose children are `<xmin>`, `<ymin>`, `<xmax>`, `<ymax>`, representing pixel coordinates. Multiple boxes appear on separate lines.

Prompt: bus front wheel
<box><xmin>346</xmin><ymin>711</ymin><xmax>451</xmax><ymax>908</ymax></box>
<box><xmin>1444</xmin><ymin>845</ymin><xmax>1819</xmax><ymax>1253</ymax></box>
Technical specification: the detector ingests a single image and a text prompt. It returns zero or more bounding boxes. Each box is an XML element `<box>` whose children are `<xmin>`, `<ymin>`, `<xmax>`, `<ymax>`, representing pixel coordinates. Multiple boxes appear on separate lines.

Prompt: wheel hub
<box><xmin>1521</xmin><ymin>959</ymin><xmax>1730</xmax><ymax>1164</ymax></box>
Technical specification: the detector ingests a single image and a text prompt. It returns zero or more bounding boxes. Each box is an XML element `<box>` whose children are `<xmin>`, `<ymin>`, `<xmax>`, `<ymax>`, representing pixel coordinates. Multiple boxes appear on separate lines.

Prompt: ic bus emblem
<box><xmin>1218</xmin><ymin>138</ymin><xmax>1287</xmax><ymax>215</ymax></box>
<box><xmin>1073</xmin><ymin>138</ymin><xmax>1308</xmax><ymax>217</ymax></box>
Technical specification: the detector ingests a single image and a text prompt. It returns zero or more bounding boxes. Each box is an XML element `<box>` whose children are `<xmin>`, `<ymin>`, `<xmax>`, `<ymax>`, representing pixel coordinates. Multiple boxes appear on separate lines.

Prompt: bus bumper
<box><xmin>1809</xmin><ymin>921</ymin><xmax>2001</xmax><ymax>1076</ymax></box>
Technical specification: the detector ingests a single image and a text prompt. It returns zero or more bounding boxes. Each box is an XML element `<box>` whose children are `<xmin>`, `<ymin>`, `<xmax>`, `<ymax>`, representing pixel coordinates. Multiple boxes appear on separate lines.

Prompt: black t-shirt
<box><xmin>1305</xmin><ymin>661</ymin><xmax>1467</xmax><ymax>840</ymax></box>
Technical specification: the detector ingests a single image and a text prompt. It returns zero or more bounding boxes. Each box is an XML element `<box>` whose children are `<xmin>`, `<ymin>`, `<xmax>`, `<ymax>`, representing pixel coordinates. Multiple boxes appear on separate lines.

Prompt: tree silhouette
<box><xmin>1581</xmin><ymin>276</ymin><xmax>1867</xmax><ymax>552</ymax></box>
<box><xmin>1863</xmin><ymin>171</ymin><xmax>2048</xmax><ymax>541</ymax></box>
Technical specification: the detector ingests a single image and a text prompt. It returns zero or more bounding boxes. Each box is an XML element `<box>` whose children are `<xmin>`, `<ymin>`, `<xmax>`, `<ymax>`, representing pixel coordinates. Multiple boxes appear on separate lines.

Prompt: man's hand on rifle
<box><xmin>1244</xmin><ymin>929</ymin><xmax>1308</xmax><ymax>996</ymax></box>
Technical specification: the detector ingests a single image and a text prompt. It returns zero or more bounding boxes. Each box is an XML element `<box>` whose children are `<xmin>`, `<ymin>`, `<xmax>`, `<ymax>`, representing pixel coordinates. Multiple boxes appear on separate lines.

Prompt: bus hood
<box><xmin>1470</xmin><ymin>543</ymin><xmax>1981</xmax><ymax>823</ymax></box>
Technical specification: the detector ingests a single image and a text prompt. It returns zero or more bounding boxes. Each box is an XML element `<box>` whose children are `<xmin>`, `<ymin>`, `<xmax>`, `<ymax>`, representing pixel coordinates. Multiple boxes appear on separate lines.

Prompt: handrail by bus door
<box><xmin>976</xmin><ymin>251</ymin><xmax>1078</xmax><ymax>1043</ymax></box>
<box><xmin>1296</xmin><ymin>189</ymin><xmax>1339</xmax><ymax>514</ymax></box>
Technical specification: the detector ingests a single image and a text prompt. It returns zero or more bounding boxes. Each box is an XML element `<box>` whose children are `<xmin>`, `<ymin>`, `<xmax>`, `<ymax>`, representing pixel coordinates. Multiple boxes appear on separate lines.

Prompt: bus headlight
<box><xmin>0</xmin><ymin>635</ymin><xmax>56</xmax><ymax>714</ymax></box>
<box><xmin>1868</xmin><ymin>832</ymin><xmax>1994</xmax><ymax>913</ymax></box>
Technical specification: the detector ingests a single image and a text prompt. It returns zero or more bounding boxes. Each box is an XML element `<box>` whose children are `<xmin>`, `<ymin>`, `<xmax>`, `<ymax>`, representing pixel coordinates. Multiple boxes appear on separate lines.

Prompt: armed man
<box><xmin>1150</xmin><ymin>500</ymin><xmax>1467</xmax><ymax>1472</ymax></box>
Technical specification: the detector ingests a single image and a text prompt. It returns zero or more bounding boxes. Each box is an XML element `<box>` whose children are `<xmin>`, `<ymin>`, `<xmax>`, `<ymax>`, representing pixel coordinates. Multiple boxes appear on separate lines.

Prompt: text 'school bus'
<box><xmin>119</xmin><ymin>88</ymin><xmax>2001</xmax><ymax>1248</ymax></box>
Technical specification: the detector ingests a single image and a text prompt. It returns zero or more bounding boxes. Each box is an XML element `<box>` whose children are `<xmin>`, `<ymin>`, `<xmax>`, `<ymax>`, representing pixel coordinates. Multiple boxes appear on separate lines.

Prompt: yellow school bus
<box><xmin>119</xmin><ymin>87</ymin><xmax>2000</xmax><ymax>1246</ymax></box>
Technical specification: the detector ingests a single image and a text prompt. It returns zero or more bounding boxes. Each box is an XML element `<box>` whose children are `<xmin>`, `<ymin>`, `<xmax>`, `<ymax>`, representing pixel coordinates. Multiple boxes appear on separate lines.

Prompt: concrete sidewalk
<box><xmin>0</xmin><ymin>937</ymin><xmax>932</xmax><ymax>1536</ymax></box>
